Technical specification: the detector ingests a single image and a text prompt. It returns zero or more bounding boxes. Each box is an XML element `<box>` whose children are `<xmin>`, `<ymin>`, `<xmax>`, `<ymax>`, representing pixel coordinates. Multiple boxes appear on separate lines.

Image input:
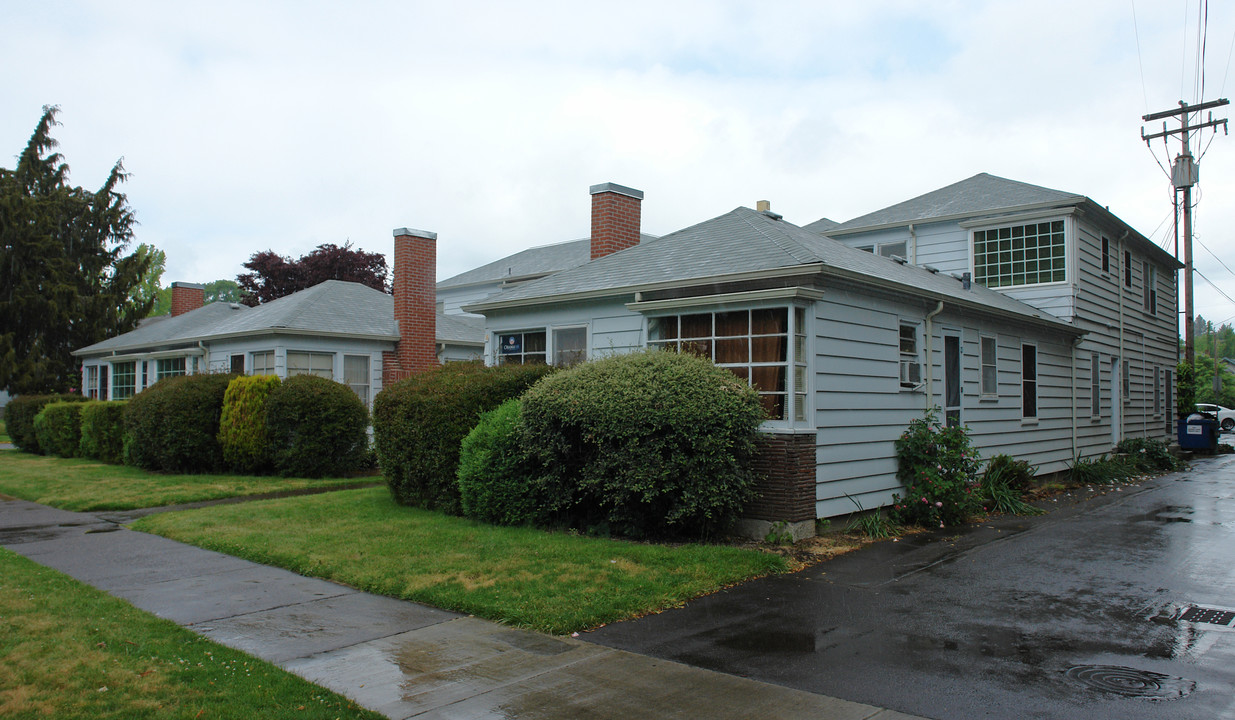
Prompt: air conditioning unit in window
<box><xmin>900</xmin><ymin>360</ymin><xmax>922</xmax><ymax>387</ymax></box>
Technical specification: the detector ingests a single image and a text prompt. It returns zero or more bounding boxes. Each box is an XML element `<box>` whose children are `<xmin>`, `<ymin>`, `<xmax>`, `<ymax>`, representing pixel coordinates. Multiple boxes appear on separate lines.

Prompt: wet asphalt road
<box><xmin>587</xmin><ymin>455</ymin><xmax>1235</xmax><ymax>720</ymax></box>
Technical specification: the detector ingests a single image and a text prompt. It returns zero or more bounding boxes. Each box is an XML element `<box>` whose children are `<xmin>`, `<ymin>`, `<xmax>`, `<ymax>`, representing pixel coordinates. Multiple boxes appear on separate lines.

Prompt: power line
<box><xmin>1195</xmin><ymin>267</ymin><xmax>1235</xmax><ymax>312</ymax></box>
<box><xmin>1132</xmin><ymin>0</ymin><xmax>1150</xmax><ymax>113</ymax></box>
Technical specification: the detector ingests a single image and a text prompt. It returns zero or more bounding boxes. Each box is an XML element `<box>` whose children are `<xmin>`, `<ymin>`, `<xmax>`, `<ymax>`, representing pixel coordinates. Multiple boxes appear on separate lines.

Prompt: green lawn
<box><xmin>0</xmin><ymin>420</ymin><xmax>9</xmax><ymax>443</ymax></box>
<box><xmin>133</xmin><ymin>486</ymin><xmax>789</xmax><ymax>634</ymax></box>
<box><xmin>0</xmin><ymin>548</ymin><xmax>384</xmax><ymax>720</ymax></box>
<box><xmin>0</xmin><ymin>451</ymin><xmax>376</xmax><ymax>511</ymax></box>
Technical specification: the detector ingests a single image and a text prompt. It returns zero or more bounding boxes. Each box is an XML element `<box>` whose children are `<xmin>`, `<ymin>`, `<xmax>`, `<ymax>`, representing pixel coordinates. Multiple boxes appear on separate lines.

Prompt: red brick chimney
<box><xmin>590</xmin><ymin>182</ymin><xmax>643</xmax><ymax>259</ymax></box>
<box><xmin>170</xmin><ymin>282</ymin><xmax>205</xmax><ymax>317</ymax></box>
<box><xmin>384</xmin><ymin>227</ymin><xmax>438</xmax><ymax>382</ymax></box>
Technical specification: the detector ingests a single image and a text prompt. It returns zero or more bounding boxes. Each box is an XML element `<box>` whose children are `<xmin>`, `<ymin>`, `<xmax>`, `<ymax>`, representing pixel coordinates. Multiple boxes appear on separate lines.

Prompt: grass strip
<box><xmin>0</xmin><ymin>451</ymin><xmax>374</xmax><ymax>511</ymax></box>
<box><xmin>133</xmin><ymin>486</ymin><xmax>789</xmax><ymax>635</ymax></box>
<box><xmin>0</xmin><ymin>548</ymin><xmax>383</xmax><ymax>720</ymax></box>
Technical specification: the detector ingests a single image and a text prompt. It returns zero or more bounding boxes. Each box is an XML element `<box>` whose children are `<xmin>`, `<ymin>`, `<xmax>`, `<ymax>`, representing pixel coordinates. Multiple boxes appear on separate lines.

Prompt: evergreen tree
<box><xmin>0</xmin><ymin>106</ymin><xmax>154</xmax><ymax>394</ymax></box>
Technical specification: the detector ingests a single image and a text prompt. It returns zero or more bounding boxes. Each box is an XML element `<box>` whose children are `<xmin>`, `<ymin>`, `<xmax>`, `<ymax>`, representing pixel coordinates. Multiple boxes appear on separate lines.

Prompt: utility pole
<box><xmin>1142</xmin><ymin>98</ymin><xmax>1229</xmax><ymax>366</ymax></box>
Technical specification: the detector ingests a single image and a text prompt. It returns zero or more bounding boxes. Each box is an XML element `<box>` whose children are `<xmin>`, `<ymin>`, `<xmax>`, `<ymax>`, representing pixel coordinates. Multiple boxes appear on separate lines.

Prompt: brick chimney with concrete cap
<box><xmin>589</xmin><ymin>182</ymin><xmax>643</xmax><ymax>260</ymax></box>
<box><xmin>384</xmin><ymin>227</ymin><xmax>438</xmax><ymax>382</ymax></box>
<box><xmin>170</xmin><ymin>282</ymin><xmax>205</xmax><ymax>317</ymax></box>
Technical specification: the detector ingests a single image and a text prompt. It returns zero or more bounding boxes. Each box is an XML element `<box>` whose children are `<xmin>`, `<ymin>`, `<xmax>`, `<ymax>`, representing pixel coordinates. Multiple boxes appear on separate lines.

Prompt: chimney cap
<box><xmin>393</xmin><ymin>227</ymin><xmax>437</xmax><ymax>240</ymax></box>
<box><xmin>589</xmin><ymin>182</ymin><xmax>644</xmax><ymax>200</ymax></box>
<box><xmin>171</xmin><ymin>281</ymin><xmax>205</xmax><ymax>290</ymax></box>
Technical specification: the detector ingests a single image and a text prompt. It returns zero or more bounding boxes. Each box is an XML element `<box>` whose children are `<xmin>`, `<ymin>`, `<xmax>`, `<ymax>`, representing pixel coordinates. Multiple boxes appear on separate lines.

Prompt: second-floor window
<box><xmin>1143</xmin><ymin>261</ymin><xmax>1157</xmax><ymax>313</ymax></box>
<box><xmin>973</xmin><ymin>221</ymin><xmax>1066</xmax><ymax>288</ymax></box>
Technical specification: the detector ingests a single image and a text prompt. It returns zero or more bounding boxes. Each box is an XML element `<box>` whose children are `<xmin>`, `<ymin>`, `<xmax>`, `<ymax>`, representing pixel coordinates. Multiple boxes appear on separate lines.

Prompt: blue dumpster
<box><xmin>1178</xmin><ymin>413</ymin><xmax>1219</xmax><ymax>452</ymax></box>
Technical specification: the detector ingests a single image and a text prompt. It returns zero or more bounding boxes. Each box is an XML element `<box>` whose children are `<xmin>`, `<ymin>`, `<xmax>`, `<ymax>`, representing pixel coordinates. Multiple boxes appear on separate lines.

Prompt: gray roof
<box><xmin>466</xmin><ymin>206</ymin><xmax>1081</xmax><ymax>334</ymax></box>
<box><xmin>802</xmin><ymin>217</ymin><xmax>841</xmax><ymax>234</ymax></box>
<box><xmin>826</xmin><ymin>173</ymin><xmax>1082</xmax><ymax>233</ymax></box>
<box><xmin>76</xmin><ymin>279</ymin><xmax>484</xmax><ymax>356</ymax></box>
<box><xmin>436</xmin><ymin>312</ymin><xmax>485</xmax><ymax>346</ymax></box>
<box><xmin>437</xmin><ymin>234</ymin><xmax>658</xmax><ymax>289</ymax></box>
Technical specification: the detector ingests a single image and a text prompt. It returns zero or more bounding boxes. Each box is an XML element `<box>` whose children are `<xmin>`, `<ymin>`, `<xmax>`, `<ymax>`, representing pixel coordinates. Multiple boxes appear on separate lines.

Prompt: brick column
<box><xmin>170</xmin><ymin>282</ymin><xmax>205</xmax><ymax>316</ymax></box>
<box><xmin>738</xmin><ymin>432</ymin><xmax>817</xmax><ymax>540</ymax></box>
<box><xmin>589</xmin><ymin>182</ymin><xmax>643</xmax><ymax>259</ymax></box>
<box><xmin>386</xmin><ymin>227</ymin><xmax>438</xmax><ymax>382</ymax></box>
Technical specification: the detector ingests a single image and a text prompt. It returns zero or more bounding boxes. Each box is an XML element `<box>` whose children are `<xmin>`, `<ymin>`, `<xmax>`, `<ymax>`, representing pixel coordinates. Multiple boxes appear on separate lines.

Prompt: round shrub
<box><xmin>890</xmin><ymin>408</ymin><xmax>982</xmax><ymax>528</ymax></box>
<box><xmin>519</xmin><ymin>350</ymin><xmax>765</xmax><ymax>539</ymax></box>
<box><xmin>373</xmin><ymin>361</ymin><xmax>554</xmax><ymax>513</ymax></box>
<box><xmin>123</xmin><ymin>373</ymin><xmax>237</xmax><ymax>473</ymax></box>
<box><xmin>218</xmin><ymin>375</ymin><xmax>282</xmax><ymax>474</ymax></box>
<box><xmin>457</xmin><ymin>398</ymin><xmax>547</xmax><ymax>526</ymax></box>
<box><xmin>265</xmin><ymin>374</ymin><xmax>368</xmax><ymax>478</ymax></box>
<box><xmin>33</xmin><ymin>401</ymin><xmax>85</xmax><ymax>458</ymax></box>
<box><xmin>78</xmin><ymin>401</ymin><xmax>127</xmax><ymax>464</ymax></box>
<box><xmin>4</xmin><ymin>393</ymin><xmax>88</xmax><ymax>454</ymax></box>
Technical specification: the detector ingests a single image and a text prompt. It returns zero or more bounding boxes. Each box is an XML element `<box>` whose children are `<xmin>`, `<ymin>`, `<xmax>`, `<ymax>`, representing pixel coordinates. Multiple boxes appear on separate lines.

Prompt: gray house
<box><xmin>463</xmin><ymin>178</ymin><xmax>1179</xmax><ymax>537</ymax></box>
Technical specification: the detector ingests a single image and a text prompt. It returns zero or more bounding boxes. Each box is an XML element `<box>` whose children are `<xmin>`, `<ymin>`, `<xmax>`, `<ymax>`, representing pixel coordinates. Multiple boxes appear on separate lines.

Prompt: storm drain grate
<box><xmin>1180</xmin><ymin>606</ymin><xmax>1235</xmax><ymax>626</ymax></box>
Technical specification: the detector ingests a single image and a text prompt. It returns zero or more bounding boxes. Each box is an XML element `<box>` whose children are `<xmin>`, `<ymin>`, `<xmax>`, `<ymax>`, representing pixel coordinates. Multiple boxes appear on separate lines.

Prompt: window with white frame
<box><xmin>497</xmin><ymin>331</ymin><xmax>547</xmax><ymax>365</ymax></box>
<box><xmin>1091</xmin><ymin>354</ymin><xmax>1101</xmax><ymax>417</ymax></box>
<box><xmin>899</xmin><ymin>323</ymin><xmax>921</xmax><ymax>389</ymax></box>
<box><xmin>856</xmin><ymin>241</ymin><xmax>907</xmax><ymax>259</ymax></box>
<box><xmin>1164</xmin><ymin>370</ymin><xmax>1173</xmax><ymax>433</ymax></box>
<box><xmin>1101</xmin><ymin>236</ymin><xmax>1110</xmax><ymax>273</ymax></box>
<box><xmin>113</xmin><ymin>361</ymin><xmax>137</xmax><ymax>400</ymax></box>
<box><xmin>1155</xmin><ymin>365</ymin><xmax>1162</xmax><ymax>416</ymax></box>
<box><xmin>1143</xmin><ymin>261</ymin><xmax>1157</xmax><ymax>313</ymax></box>
<box><xmin>973</xmin><ymin>220</ymin><xmax>1066</xmax><ymax>288</ymax></box>
<box><xmin>252</xmin><ymin>351</ymin><xmax>276</xmax><ymax>375</ymax></box>
<box><xmin>1122</xmin><ymin>359</ymin><xmax>1130</xmax><ymax>401</ymax></box>
<box><xmin>1022</xmin><ymin>344</ymin><xmax>1037</xmax><ymax>419</ymax></box>
<box><xmin>980</xmin><ymin>336</ymin><xmax>998</xmax><ymax>396</ymax></box>
<box><xmin>648</xmin><ymin>307</ymin><xmax>801</xmax><ymax>422</ymax></box>
<box><xmin>286</xmin><ymin>351</ymin><xmax>333</xmax><ymax>378</ymax></box>
<box><xmin>156</xmin><ymin>357</ymin><xmax>186</xmax><ymax>381</ymax></box>
<box><xmin>85</xmin><ymin>366</ymin><xmax>100</xmax><ymax>399</ymax></box>
<box><xmin>344</xmin><ymin>355</ymin><xmax>370</xmax><ymax>406</ymax></box>
<box><xmin>553</xmin><ymin>327</ymin><xmax>587</xmax><ymax>367</ymax></box>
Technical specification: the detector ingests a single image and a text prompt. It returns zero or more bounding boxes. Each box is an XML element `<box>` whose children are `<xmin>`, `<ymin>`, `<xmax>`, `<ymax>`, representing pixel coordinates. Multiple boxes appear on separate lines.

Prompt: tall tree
<box><xmin>236</xmin><ymin>241</ymin><xmax>388</xmax><ymax>306</ymax></box>
<box><xmin>0</xmin><ymin>106</ymin><xmax>154</xmax><ymax>394</ymax></box>
<box><xmin>131</xmin><ymin>243</ymin><xmax>166</xmax><ymax>319</ymax></box>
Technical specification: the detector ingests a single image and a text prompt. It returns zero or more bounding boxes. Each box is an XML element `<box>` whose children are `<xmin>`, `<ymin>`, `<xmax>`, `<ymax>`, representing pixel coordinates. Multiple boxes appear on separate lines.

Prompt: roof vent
<box><xmin>755</xmin><ymin>200</ymin><xmax>782</xmax><ymax>220</ymax></box>
<box><xmin>925</xmin><ymin>265</ymin><xmax>940</xmax><ymax>274</ymax></box>
<box><xmin>891</xmin><ymin>255</ymin><xmax>907</xmax><ymax>265</ymax></box>
<box><xmin>229</xmin><ymin>303</ymin><xmax>241</xmax><ymax>309</ymax></box>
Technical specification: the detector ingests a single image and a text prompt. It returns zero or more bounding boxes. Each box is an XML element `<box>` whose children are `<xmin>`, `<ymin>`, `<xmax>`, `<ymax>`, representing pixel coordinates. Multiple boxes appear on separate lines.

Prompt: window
<box><xmin>252</xmin><ymin>351</ymin><xmax>276</xmax><ymax>375</ymax></box>
<box><xmin>1143</xmin><ymin>261</ymin><xmax>1157</xmax><ymax>313</ymax></box>
<box><xmin>649</xmin><ymin>307</ymin><xmax>796</xmax><ymax>421</ymax></box>
<box><xmin>498</xmin><ymin>331</ymin><xmax>546</xmax><ymax>365</ymax></box>
<box><xmin>899</xmin><ymin>323</ymin><xmax>921</xmax><ymax>389</ymax></box>
<box><xmin>344</xmin><ymin>355</ymin><xmax>370</xmax><ymax>406</ymax></box>
<box><xmin>1021</xmin><ymin>345</ymin><xmax>1037</xmax><ymax>419</ymax></box>
<box><xmin>286</xmin><ymin>351</ymin><xmax>333</xmax><ymax>378</ymax></box>
<box><xmin>85</xmin><ymin>366</ymin><xmax>100</xmax><ymax>399</ymax></box>
<box><xmin>1155</xmin><ymin>366</ymin><xmax>1162</xmax><ymax>416</ymax></box>
<box><xmin>553</xmin><ymin>327</ymin><xmax>587</xmax><ymax>367</ymax></box>
<box><xmin>973</xmin><ymin>220</ymin><xmax>1066</xmax><ymax>288</ymax></box>
<box><xmin>156</xmin><ymin>357</ymin><xmax>186</xmax><ymax>381</ymax></box>
<box><xmin>230</xmin><ymin>354</ymin><xmax>245</xmax><ymax>374</ymax></box>
<box><xmin>980</xmin><ymin>336</ymin><xmax>997</xmax><ymax>396</ymax></box>
<box><xmin>112</xmin><ymin>361</ymin><xmax>136</xmax><ymax>400</ymax></box>
<box><xmin>793</xmin><ymin>308</ymin><xmax>807</xmax><ymax>421</ymax></box>
<box><xmin>1124</xmin><ymin>250</ymin><xmax>1132</xmax><ymax>287</ymax></box>
<box><xmin>1164</xmin><ymin>370</ymin><xmax>1173</xmax><ymax>433</ymax></box>
<box><xmin>1091</xmin><ymin>354</ymin><xmax>1101</xmax><ymax>417</ymax></box>
<box><xmin>1101</xmin><ymin>236</ymin><xmax>1110</xmax><ymax>273</ymax></box>
<box><xmin>139</xmin><ymin>361</ymin><xmax>149</xmax><ymax>391</ymax></box>
<box><xmin>857</xmin><ymin>241</ymin><xmax>907</xmax><ymax>259</ymax></box>
<box><xmin>1122</xmin><ymin>359</ymin><xmax>1130</xmax><ymax>401</ymax></box>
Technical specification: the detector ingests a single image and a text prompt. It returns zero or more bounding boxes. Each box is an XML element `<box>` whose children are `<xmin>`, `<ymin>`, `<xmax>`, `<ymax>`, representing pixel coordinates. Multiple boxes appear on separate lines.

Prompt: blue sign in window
<box><xmin>500</xmin><ymin>334</ymin><xmax>522</xmax><ymax>354</ymax></box>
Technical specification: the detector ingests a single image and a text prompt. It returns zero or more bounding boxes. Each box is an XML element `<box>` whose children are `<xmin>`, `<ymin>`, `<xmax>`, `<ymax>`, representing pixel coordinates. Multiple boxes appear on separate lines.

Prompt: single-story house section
<box><xmin>463</xmin><ymin>180</ymin><xmax>1177</xmax><ymax>538</ymax></box>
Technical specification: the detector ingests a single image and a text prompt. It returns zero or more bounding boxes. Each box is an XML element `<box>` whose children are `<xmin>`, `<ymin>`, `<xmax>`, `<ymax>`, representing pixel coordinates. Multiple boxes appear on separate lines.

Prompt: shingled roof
<box><xmin>437</xmin><ymin>234</ymin><xmax>658</xmax><ymax>289</ymax></box>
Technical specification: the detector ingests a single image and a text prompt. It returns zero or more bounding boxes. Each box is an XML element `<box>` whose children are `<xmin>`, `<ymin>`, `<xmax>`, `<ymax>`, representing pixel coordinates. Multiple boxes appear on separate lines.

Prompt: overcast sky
<box><xmin>5</xmin><ymin>1</ymin><xmax>1235</xmax><ymax>324</ymax></box>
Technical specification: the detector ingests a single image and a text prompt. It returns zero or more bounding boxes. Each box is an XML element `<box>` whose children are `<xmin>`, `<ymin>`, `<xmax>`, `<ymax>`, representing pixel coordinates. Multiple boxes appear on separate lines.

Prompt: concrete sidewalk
<box><xmin>0</xmin><ymin>496</ymin><xmax>923</xmax><ymax>720</ymax></box>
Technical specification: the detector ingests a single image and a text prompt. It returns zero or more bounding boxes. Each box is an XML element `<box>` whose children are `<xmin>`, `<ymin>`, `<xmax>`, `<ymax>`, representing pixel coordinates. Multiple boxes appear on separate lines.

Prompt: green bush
<box><xmin>890</xmin><ymin>408</ymin><xmax>983</xmax><ymax>528</ymax></box>
<box><xmin>4</xmin><ymin>394</ymin><xmax>88</xmax><ymax>453</ymax></box>
<box><xmin>457</xmin><ymin>398</ymin><xmax>547</xmax><ymax>526</ymax></box>
<box><xmin>123</xmin><ymin>373</ymin><xmax>237</xmax><ymax>473</ymax></box>
<box><xmin>265</xmin><ymin>374</ymin><xmax>368</xmax><ymax>478</ymax></box>
<box><xmin>218</xmin><ymin>375</ymin><xmax>282</xmax><ymax>474</ymax></box>
<box><xmin>519</xmin><ymin>350</ymin><xmax>765</xmax><ymax>539</ymax></box>
<box><xmin>78</xmin><ymin>401</ymin><xmax>127</xmax><ymax>464</ymax></box>
<box><xmin>33</xmin><ymin>402</ymin><xmax>85</xmax><ymax>458</ymax></box>
<box><xmin>979</xmin><ymin>454</ymin><xmax>1042</xmax><ymax>516</ymax></box>
<box><xmin>1068</xmin><ymin>455</ymin><xmax>1134</xmax><ymax>485</ymax></box>
<box><xmin>1114</xmin><ymin>437</ymin><xmax>1182</xmax><ymax>473</ymax></box>
<box><xmin>373</xmin><ymin>361</ymin><xmax>553</xmax><ymax>513</ymax></box>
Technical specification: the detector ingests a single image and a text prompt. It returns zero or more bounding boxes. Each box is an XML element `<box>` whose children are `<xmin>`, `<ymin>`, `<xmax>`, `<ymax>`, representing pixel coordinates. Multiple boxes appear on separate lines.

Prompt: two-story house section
<box><xmin>817</xmin><ymin>173</ymin><xmax>1182</xmax><ymax>454</ymax></box>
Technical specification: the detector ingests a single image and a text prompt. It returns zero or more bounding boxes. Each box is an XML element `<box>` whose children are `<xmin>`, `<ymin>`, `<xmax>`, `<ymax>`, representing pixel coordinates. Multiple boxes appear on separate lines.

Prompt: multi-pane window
<box><xmin>793</xmin><ymin>308</ymin><xmax>807</xmax><ymax>421</ymax></box>
<box><xmin>1021</xmin><ymin>345</ymin><xmax>1037</xmax><ymax>419</ymax></box>
<box><xmin>1101</xmin><ymin>236</ymin><xmax>1110</xmax><ymax>273</ymax></box>
<box><xmin>286</xmin><ymin>351</ymin><xmax>333</xmax><ymax>378</ymax></box>
<box><xmin>1143</xmin><ymin>261</ymin><xmax>1157</xmax><ymax>313</ymax></box>
<box><xmin>899</xmin><ymin>323</ymin><xmax>921</xmax><ymax>389</ymax></box>
<box><xmin>112</xmin><ymin>361</ymin><xmax>136</xmax><ymax>400</ymax></box>
<box><xmin>85</xmin><ymin>366</ymin><xmax>100</xmax><ymax>399</ymax></box>
<box><xmin>1122</xmin><ymin>359</ymin><xmax>1130</xmax><ymax>401</ymax></box>
<box><xmin>344</xmin><ymin>355</ymin><xmax>370</xmax><ymax>406</ymax></box>
<box><xmin>1155</xmin><ymin>366</ymin><xmax>1162</xmax><ymax>416</ymax></box>
<box><xmin>973</xmin><ymin>221</ymin><xmax>1066</xmax><ymax>288</ymax></box>
<box><xmin>856</xmin><ymin>241</ymin><xmax>907</xmax><ymax>259</ymax></box>
<box><xmin>980</xmin><ymin>336</ymin><xmax>997</xmax><ymax>396</ymax></box>
<box><xmin>1091</xmin><ymin>354</ymin><xmax>1101</xmax><ymax>417</ymax></box>
<box><xmin>156</xmin><ymin>357</ymin><xmax>186</xmax><ymax>381</ymax></box>
<box><xmin>498</xmin><ymin>331</ymin><xmax>547</xmax><ymax>365</ymax></box>
<box><xmin>252</xmin><ymin>351</ymin><xmax>276</xmax><ymax>375</ymax></box>
<box><xmin>1164</xmin><ymin>370</ymin><xmax>1173</xmax><ymax>433</ymax></box>
<box><xmin>649</xmin><ymin>307</ymin><xmax>796</xmax><ymax>421</ymax></box>
<box><xmin>553</xmin><ymin>327</ymin><xmax>587</xmax><ymax>367</ymax></box>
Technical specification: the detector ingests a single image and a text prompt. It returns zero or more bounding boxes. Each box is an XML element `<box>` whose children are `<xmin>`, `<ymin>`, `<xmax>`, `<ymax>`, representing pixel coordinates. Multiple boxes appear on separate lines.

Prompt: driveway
<box><xmin>586</xmin><ymin>456</ymin><xmax>1235</xmax><ymax>720</ymax></box>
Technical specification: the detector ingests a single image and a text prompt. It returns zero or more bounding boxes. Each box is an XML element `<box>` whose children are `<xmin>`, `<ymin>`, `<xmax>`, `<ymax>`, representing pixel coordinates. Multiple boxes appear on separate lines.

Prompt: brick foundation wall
<box><xmin>745</xmin><ymin>432</ymin><xmax>816</xmax><ymax>523</ymax></box>
<box><xmin>389</xmin><ymin>228</ymin><xmax>438</xmax><ymax>382</ymax></box>
<box><xmin>170</xmin><ymin>282</ymin><xmax>205</xmax><ymax>317</ymax></box>
<box><xmin>589</xmin><ymin>182</ymin><xmax>643</xmax><ymax>259</ymax></box>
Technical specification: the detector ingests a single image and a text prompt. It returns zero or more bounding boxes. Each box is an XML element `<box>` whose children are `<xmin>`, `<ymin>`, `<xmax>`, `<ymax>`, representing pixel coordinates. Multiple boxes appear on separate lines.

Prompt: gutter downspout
<box><xmin>908</xmin><ymin>223</ymin><xmax>918</xmax><ymax>265</ymax></box>
<box><xmin>197</xmin><ymin>341</ymin><xmax>208</xmax><ymax>375</ymax></box>
<box><xmin>1071</xmin><ymin>334</ymin><xmax>1084</xmax><ymax>462</ymax></box>
<box><xmin>1117</xmin><ymin>230</ymin><xmax>1128</xmax><ymax>444</ymax></box>
<box><xmin>924</xmin><ymin>301</ymin><xmax>945</xmax><ymax>411</ymax></box>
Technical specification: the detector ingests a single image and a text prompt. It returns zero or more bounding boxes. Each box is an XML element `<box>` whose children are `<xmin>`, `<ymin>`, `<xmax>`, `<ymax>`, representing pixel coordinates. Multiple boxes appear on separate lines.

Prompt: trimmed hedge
<box><xmin>219</xmin><ymin>375</ymin><xmax>282</xmax><ymax>474</ymax></box>
<box><xmin>265</xmin><ymin>374</ymin><xmax>368</xmax><ymax>478</ymax></box>
<box><xmin>519</xmin><ymin>350</ymin><xmax>765</xmax><ymax>539</ymax></box>
<box><xmin>457</xmin><ymin>398</ymin><xmax>545</xmax><ymax>526</ymax></box>
<box><xmin>373</xmin><ymin>361</ymin><xmax>553</xmax><ymax>513</ymax></box>
<box><xmin>4</xmin><ymin>394</ymin><xmax>88</xmax><ymax>454</ymax></box>
<box><xmin>33</xmin><ymin>402</ymin><xmax>85</xmax><ymax>458</ymax></box>
<box><xmin>78</xmin><ymin>401</ymin><xmax>127</xmax><ymax>464</ymax></box>
<box><xmin>124</xmin><ymin>373</ymin><xmax>237</xmax><ymax>473</ymax></box>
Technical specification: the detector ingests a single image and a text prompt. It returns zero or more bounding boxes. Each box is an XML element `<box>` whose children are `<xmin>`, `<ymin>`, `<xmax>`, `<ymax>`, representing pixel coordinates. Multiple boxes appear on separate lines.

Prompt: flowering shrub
<box><xmin>890</xmin><ymin>409</ymin><xmax>982</xmax><ymax>528</ymax></box>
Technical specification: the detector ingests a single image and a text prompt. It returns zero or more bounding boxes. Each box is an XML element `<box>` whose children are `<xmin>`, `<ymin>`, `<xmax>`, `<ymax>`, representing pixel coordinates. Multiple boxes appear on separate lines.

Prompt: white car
<box><xmin>1195</xmin><ymin>403</ymin><xmax>1235</xmax><ymax>432</ymax></box>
